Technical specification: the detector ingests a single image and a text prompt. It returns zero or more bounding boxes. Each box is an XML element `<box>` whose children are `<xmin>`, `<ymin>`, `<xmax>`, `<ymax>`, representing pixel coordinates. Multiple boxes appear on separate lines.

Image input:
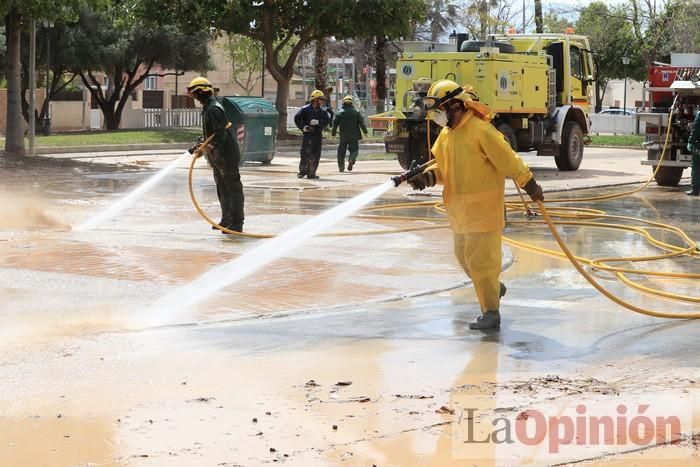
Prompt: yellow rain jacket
<box><xmin>431</xmin><ymin>112</ymin><xmax>533</xmax><ymax>233</ymax></box>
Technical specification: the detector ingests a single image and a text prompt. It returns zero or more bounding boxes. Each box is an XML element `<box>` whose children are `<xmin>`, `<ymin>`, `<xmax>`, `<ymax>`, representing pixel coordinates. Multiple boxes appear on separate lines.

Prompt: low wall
<box><xmin>590</xmin><ymin>114</ymin><xmax>647</xmax><ymax>135</ymax></box>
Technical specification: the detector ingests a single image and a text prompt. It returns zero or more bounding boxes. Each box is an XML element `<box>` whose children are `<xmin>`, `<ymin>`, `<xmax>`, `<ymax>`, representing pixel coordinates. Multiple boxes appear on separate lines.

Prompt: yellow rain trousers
<box><xmin>431</xmin><ymin>111</ymin><xmax>534</xmax><ymax>312</ymax></box>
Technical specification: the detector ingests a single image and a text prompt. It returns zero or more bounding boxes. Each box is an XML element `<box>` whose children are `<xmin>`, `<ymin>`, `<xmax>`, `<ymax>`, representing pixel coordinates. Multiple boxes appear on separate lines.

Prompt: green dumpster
<box><xmin>220</xmin><ymin>96</ymin><xmax>278</xmax><ymax>165</ymax></box>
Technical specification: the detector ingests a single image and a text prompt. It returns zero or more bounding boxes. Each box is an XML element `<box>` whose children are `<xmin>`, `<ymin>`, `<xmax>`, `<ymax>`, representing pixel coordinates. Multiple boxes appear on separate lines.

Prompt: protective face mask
<box><xmin>430</xmin><ymin>110</ymin><xmax>447</xmax><ymax>127</ymax></box>
<box><xmin>446</xmin><ymin>104</ymin><xmax>465</xmax><ymax>128</ymax></box>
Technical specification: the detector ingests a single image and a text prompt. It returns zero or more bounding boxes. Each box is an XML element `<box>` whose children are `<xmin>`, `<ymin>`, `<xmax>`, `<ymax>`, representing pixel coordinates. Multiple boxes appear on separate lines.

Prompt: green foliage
<box><xmin>412</xmin><ymin>0</ymin><xmax>458</xmax><ymax>41</ymax></box>
<box><xmin>589</xmin><ymin>134</ymin><xmax>645</xmax><ymax>147</ymax></box>
<box><xmin>69</xmin><ymin>3</ymin><xmax>211</xmax><ymax>129</ymax></box>
<box><xmin>224</xmin><ymin>34</ymin><xmax>263</xmax><ymax>95</ymax></box>
<box><xmin>577</xmin><ymin>2</ymin><xmax>644</xmax><ymax>82</ymax></box>
<box><xmin>542</xmin><ymin>12</ymin><xmax>572</xmax><ymax>34</ymax></box>
<box><xmin>661</xmin><ymin>1</ymin><xmax>700</xmax><ymax>55</ymax></box>
<box><xmin>351</xmin><ymin>0</ymin><xmax>426</xmax><ymax>40</ymax></box>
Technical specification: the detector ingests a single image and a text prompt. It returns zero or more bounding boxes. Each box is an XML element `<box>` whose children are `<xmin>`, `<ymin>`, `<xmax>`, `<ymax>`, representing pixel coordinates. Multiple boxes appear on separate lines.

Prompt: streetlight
<box><xmin>42</xmin><ymin>19</ymin><xmax>54</xmax><ymax>135</ymax></box>
<box><xmin>622</xmin><ymin>55</ymin><xmax>630</xmax><ymax>114</ymax></box>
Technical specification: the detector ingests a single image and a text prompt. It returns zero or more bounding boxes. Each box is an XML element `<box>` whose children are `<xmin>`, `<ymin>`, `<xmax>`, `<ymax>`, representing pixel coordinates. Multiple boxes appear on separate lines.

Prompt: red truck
<box><xmin>639</xmin><ymin>65</ymin><xmax>700</xmax><ymax>186</ymax></box>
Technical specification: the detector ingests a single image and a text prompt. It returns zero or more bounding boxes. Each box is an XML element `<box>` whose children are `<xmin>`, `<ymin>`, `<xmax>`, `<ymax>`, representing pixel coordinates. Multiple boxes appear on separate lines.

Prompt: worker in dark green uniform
<box><xmin>187</xmin><ymin>77</ymin><xmax>245</xmax><ymax>233</ymax></box>
<box><xmin>332</xmin><ymin>95</ymin><xmax>368</xmax><ymax>172</ymax></box>
<box><xmin>686</xmin><ymin>109</ymin><xmax>700</xmax><ymax>196</ymax></box>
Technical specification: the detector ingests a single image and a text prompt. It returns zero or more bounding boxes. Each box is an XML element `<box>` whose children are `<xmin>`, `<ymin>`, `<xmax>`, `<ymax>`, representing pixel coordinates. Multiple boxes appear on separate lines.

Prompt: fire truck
<box><xmin>638</xmin><ymin>66</ymin><xmax>700</xmax><ymax>186</ymax></box>
<box><xmin>370</xmin><ymin>31</ymin><xmax>597</xmax><ymax>171</ymax></box>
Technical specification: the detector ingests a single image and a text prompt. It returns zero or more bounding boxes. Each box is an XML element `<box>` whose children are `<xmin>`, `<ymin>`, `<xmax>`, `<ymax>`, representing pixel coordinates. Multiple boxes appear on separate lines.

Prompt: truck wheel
<box><xmin>397</xmin><ymin>151</ymin><xmax>414</xmax><ymax>170</ymax></box>
<box><xmin>653</xmin><ymin>166</ymin><xmax>683</xmax><ymax>187</ymax></box>
<box><xmin>496</xmin><ymin>123</ymin><xmax>517</xmax><ymax>151</ymax></box>
<box><xmin>555</xmin><ymin>121</ymin><xmax>583</xmax><ymax>171</ymax></box>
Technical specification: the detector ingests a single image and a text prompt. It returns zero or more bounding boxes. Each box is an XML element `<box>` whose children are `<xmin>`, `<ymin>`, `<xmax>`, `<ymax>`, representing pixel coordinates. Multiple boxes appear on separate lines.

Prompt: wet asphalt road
<box><xmin>0</xmin><ymin>147</ymin><xmax>699</xmax><ymax>466</ymax></box>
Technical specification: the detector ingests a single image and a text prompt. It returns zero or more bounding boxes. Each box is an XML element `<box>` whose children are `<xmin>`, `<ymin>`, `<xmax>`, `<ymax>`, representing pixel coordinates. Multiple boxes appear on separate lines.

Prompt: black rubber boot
<box><xmin>469</xmin><ymin>310</ymin><xmax>501</xmax><ymax>330</ymax></box>
<box><xmin>500</xmin><ymin>282</ymin><xmax>507</xmax><ymax>298</ymax></box>
<box><xmin>687</xmin><ymin>188</ymin><xmax>699</xmax><ymax>196</ymax></box>
<box><xmin>221</xmin><ymin>224</ymin><xmax>242</xmax><ymax>234</ymax></box>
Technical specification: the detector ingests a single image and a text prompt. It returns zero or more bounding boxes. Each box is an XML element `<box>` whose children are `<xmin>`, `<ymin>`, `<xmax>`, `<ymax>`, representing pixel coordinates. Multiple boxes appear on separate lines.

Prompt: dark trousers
<box><xmin>212</xmin><ymin>166</ymin><xmax>244</xmax><ymax>229</ymax></box>
<box><xmin>337</xmin><ymin>140</ymin><xmax>359</xmax><ymax>170</ymax></box>
<box><xmin>299</xmin><ymin>133</ymin><xmax>322</xmax><ymax>176</ymax></box>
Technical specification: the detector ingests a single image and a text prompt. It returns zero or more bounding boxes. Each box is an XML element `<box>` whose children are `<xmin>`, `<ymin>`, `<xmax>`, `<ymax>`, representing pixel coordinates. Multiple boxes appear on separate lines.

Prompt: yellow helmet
<box><xmin>309</xmin><ymin>89</ymin><xmax>325</xmax><ymax>100</ymax></box>
<box><xmin>342</xmin><ymin>95</ymin><xmax>354</xmax><ymax>104</ymax></box>
<box><xmin>424</xmin><ymin>79</ymin><xmax>472</xmax><ymax>110</ymax></box>
<box><xmin>187</xmin><ymin>76</ymin><xmax>213</xmax><ymax>94</ymax></box>
<box><xmin>425</xmin><ymin>79</ymin><xmax>492</xmax><ymax>120</ymax></box>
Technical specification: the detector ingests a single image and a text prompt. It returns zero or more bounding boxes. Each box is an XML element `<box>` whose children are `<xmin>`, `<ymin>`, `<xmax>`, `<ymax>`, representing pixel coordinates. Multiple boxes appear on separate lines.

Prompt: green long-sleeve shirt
<box><xmin>689</xmin><ymin>111</ymin><xmax>700</xmax><ymax>146</ymax></box>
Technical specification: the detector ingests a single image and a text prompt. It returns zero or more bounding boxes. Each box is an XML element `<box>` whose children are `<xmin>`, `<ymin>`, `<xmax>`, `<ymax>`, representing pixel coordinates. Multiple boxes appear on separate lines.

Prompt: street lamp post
<box><xmin>42</xmin><ymin>20</ymin><xmax>54</xmax><ymax>136</ymax></box>
<box><xmin>622</xmin><ymin>55</ymin><xmax>630</xmax><ymax>114</ymax></box>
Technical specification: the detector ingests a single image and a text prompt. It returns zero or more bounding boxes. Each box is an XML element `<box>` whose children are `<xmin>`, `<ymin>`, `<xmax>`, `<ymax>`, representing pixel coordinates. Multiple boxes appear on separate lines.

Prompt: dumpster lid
<box><xmin>221</xmin><ymin>96</ymin><xmax>278</xmax><ymax>114</ymax></box>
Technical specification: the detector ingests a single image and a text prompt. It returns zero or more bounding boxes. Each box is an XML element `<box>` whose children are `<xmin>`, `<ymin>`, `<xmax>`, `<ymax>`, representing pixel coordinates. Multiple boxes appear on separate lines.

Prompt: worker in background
<box><xmin>407</xmin><ymin>79</ymin><xmax>544</xmax><ymax>331</ymax></box>
<box><xmin>686</xmin><ymin>108</ymin><xmax>700</xmax><ymax>196</ymax></box>
<box><xmin>294</xmin><ymin>89</ymin><xmax>331</xmax><ymax>179</ymax></box>
<box><xmin>187</xmin><ymin>77</ymin><xmax>244</xmax><ymax>233</ymax></box>
<box><xmin>332</xmin><ymin>95</ymin><xmax>369</xmax><ymax>172</ymax></box>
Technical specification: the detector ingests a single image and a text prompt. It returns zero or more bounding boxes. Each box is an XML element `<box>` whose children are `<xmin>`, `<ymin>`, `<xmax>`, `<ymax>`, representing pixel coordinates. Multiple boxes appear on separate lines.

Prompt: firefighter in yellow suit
<box><xmin>408</xmin><ymin>79</ymin><xmax>544</xmax><ymax>330</ymax></box>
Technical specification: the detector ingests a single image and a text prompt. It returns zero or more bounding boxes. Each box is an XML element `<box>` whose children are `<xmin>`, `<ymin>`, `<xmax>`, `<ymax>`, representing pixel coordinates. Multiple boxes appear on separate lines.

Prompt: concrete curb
<box><xmin>35</xmin><ymin>142</ymin><xmax>189</xmax><ymax>154</ymax></box>
<box><xmin>30</xmin><ymin>142</ymin><xmax>644</xmax><ymax>155</ymax></box>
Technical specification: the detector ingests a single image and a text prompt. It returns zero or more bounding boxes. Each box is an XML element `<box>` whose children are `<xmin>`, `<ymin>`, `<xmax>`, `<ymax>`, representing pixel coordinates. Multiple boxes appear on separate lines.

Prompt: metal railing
<box><xmin>144</xmin><ymin>108</ymin><xmax>201</xmax><ymax>128</ymax></box>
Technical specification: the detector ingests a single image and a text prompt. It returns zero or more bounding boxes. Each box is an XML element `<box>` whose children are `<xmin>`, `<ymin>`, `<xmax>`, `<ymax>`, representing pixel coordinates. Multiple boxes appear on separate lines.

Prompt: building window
<box><xmin>144</xmin><ymin>76</ymin><xmax>157</xmax><ymax>90</ymax></box>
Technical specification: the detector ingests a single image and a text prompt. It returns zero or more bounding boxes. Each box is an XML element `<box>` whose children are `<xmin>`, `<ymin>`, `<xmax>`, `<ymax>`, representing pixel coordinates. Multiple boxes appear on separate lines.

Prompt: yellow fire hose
<box><xmin>187</xmin><ymin>107</ymin><xmax>698</xmax><ymax>318</ymax></box>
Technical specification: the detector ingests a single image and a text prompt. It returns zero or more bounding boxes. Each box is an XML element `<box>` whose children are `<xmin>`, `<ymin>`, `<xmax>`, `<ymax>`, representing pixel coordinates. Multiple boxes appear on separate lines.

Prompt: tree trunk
<box><xmin>314</xmin><ymin>37</ymin><xmax>327</xmax><ymax>92</ymax></box>
<box><xmin>274</xmin><ymin>75</ymin><xmax>291</xmax><ymax>138</ymax></box>
<box><xmin>594</xmin><ymin>80</ymin><xmax>607</xmax><ymax>114</ymax></box>
<box><xmin>478</xmin><ymin>0</ymin><xmax>488</xmax><ymax>39</ymax></box>
<box><xmin>534</xmin><ymin>0</ymin><xmax>543</xmax><ymax>33</ymax></box>
<box><xmin>5</xmin><ymin>8</ymin><xmax>25</xmax><ymax>156</ymax></box>
<box><xmin>375</xmin><ymin>35</ymin><xmax>387</xmax><ymax>114</ymax></box>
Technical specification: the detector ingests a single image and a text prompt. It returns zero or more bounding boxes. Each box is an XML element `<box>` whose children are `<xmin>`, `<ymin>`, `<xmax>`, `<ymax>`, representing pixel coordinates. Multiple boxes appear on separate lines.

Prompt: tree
<box><xmin>577</xmin><ymin>2</ymin><xmax>642</xmax><ymax>113</ymax></box>
<box><xmin>0</xmin><ymin>0</ymin><xmax>87</xmax><ymax>156</ymax></box>
<box><xmin>627</xmin><ymin>0</ymin><xmax>675</xmax><ymax>68</ymax></box>
<box><xmin>664</xmin><ymin>1</ymin><xmax>700</xmax><ymax>54</ymax></box>
<box><xmin>147</xmin><ymin>0</ymin><xmax>425</xmax><ymax>136</ymax></box>
<box><xmin>542</xmin><ymin>11</ymin><xmax>572</xmax><ymax>34</ymax></box>
<box><xmin>534</xmin><ymin>0</ymin><xmax>543</xmax><ymax>33</ymax></box>
<box><xmin>355</xmin><ymin>0</ymin><xmax>425</xmax><ymax>114</ymax></box>
<box><xmin>224</xmin><ymin>34</ymin><xmax>264</xmax><ymax>96</ymax></box>
<box><xmin>313</xmin><ymin>36</ymin><xmax>328</xmax><ymax>94</ymax></box>
<box><xmin>460</xmin><ymin>0</ymin><xmax>520</xmax><ymax>40</ymax></box>
<box><xmin>145</xmin><ymin>0</ymin><xmax>346</xmax><ymax>137</ymax></box>
<box><xmin>411</xmin><ymin>0</ymin><xmax>459</xmax><ymax>42</ymax></box>
<box><xmin>70</xmin><ymin>5</ymin><xmax>210</xmax><ymax>130</ymax></box>
<box><xmin>0</xmin><ymin>24</ymin><xmax>6</xmax><ymax>84</ymax></box>
<box><xmin>19</xmin><ymin>21</ymin><xmax>81</xmax><ymax>128</ymax></box>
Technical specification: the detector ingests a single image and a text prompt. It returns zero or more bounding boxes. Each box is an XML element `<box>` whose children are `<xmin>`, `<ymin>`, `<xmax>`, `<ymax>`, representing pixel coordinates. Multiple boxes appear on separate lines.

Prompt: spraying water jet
<box><xmin>76</xmin><ymin>151</ymin><xmax>191</xmax><ymax>231</ymax></box>
<box><xmin>141</xmin><ymin>180</ymin><xmax>395</xmax><ymax>326</ymax></box>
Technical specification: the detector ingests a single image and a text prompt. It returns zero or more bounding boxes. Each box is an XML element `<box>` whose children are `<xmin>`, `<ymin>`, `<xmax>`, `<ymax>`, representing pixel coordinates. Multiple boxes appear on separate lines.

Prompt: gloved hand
<box><xmin>197</xmin><ymin>143</ymin><xmax>214</xmax><ymax>157</ymax></box>
<box><xmin>688</xmin><ymin>142</ymin><xmax>695</xmax><ymax>153</ymax></box>
<box><xmin>523</xmin><ymin>177</ymin><xmax>544</xmax><ymax>202</ymax></box>
<box><xmin>407</xmin><ymin>170</ymin><xmax>436</xmax><ymax>191</ymax></box>
<box><xmin>188</xmin><ymin>136</ymin><xmax>205</xmax><ymax>154</ymax></box>
<box><xmin>310</xmin><ymin>119</ymin><xmax>319</xmax><ymax>126</ymax></box>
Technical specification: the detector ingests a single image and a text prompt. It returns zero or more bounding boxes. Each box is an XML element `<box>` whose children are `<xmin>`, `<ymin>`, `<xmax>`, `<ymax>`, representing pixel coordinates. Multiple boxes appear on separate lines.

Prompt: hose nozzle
<box><xmin>391</xmin><ymin>160</ymin><xmax>434</xmax><ymax>187</ymax></box>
